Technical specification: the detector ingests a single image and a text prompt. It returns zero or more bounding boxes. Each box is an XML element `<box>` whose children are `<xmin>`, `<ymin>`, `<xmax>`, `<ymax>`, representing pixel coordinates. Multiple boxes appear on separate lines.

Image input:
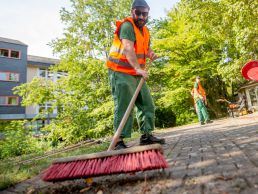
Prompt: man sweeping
<box><xmin>106</xmin><ymin>0</ymin><xmax>165</xmax><ymax>149</ymax></box>
<box><xmin>192</xmin><ymin>76</ymin><xmax>213</xmax><ymax>125</ymax></box>
<box><xmin>42</xmin><ymin>0</ymin><xmax>169</xmax><ymax>182</ymax></box>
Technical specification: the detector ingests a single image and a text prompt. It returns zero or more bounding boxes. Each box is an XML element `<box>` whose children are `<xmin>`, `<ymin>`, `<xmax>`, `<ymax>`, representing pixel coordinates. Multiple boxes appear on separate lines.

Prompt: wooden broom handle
<box><xmin>108</xmin><ymin>78</ymin><xmax>145</xmax><ymax>151</ymax></box>
<box><xmin>54</xmin><ymin>144</ymin><xmax>162</xmax><ymax>163</ymax></box>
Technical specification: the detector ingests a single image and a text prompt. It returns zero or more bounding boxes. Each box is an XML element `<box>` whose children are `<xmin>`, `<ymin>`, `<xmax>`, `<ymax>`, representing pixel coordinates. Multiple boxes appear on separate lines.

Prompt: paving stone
<box><xmin>1</xmin><ymin>189</ymin><xmax>16</xmax><ymax>194</ymax></box>
<box><xmin>240</xmin><ymin>188</ymin><xmax>258</xmax><ymax>194</ymax></box>
<box><xmin>171</xmin><ymin>169</ymin><xmax>188</xmax><ymax>179</ymax></box>
<box><xmin>186</xmin><ymin>169</ymin><xmax>202</xmax><ymax>177</ymax></box>
<box><xmin>245</xmin><ymin>174</ymin><xmax>258</xmax><ymax>187</ymax></box>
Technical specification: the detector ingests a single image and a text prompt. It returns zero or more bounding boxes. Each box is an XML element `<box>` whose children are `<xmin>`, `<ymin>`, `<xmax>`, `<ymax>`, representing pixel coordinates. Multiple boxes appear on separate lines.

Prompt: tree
<box><xmin>150</xmin><ymin>0</ymin><xmax>257</xmax><ymax>122</ymax></box>
<box><xmin>150</xmin><ymin>0</ymin><xmax>244</xmax><ymax>122</ymax></box>
<box><xmin>15</xmin><ymin>0</ymin><xmax>133</xmax><ymax>145</ymax></box>
<box><xmin>15</xmin><ymin>0</ymin><xmax>257</xmax><ymax>144</ymax></box>
<box><xmin>217</xmin><ymin>0</ymin><xmax>257</xmax><ymax>95</ymax></box>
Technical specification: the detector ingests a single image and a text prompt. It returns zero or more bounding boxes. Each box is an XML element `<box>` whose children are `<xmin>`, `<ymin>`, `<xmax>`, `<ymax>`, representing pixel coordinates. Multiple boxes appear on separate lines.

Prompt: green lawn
<box><xmin>0</xmin><ymin>132</ymin><xmax>140</xmax><ymax>191</ymax></box>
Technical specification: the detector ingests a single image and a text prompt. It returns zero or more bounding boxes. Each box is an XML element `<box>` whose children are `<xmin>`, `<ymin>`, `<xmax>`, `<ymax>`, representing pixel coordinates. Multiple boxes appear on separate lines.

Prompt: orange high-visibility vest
<box><xmin>191</xmin><ymin>82</ymin><xmax>206</xmax><ymax>103</ymax></box>
<box><xmin>196</xmin><ymin>82</ymin><xmax>206</xmax><ymax>97</ymax></box>
<box><xmin>106</xmin><ymin>17</ymin><xmax>150</xmax><ymax>75</ymax></box>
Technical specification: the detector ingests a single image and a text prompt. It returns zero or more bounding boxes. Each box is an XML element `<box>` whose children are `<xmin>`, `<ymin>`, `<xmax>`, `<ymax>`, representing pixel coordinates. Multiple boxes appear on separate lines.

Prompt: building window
<box><xmin>0</xmin><ymin>72</ymin><xmax>7</xmax><ymax>80</ymax></box>
<box><xmin>39</xmin><ymin>103</ymin><xmax>54</xmax><ymax>113</ymax></box>
<box><xmin>0</xmin><ymin>49</ymin><xmax>20</xmax><ymax>59</ymax></box>
<box><xmin>39</xmin><ymin>68</ymin><xmax>47</xmax><ymax>78</ymax></box>
<box><xmin>47</xmin><ymin>72</ymin><xmax>54</xmax><ymax>80</ymax></box>
<box><xmin>0</xmin><ymin>96</ymin><xmax>19</xmax><ymax>106</ymax></box>
<box><xmin>0</xmin><ymin>72</ymin><xmax>19</xmax><ymax>82</ymax></box>
<box><xmin>9</xmin><ymin>73</ymin><xmax>19</xmax><ymax>81</ymax></box>
<box><xmin>0</xmin><ymin>49</ymin><xmax>9</xmax><ymax>57</ymax></box>
<box><xmin>39</xmin><ymin>68</ymin><xmax>67</xmax><ymax>81</ymax></box>
<box><xmin>57</xmin><ymin>72</ymin><xmax>68</xmax><ymax>79</ymax></box>
<box><xmin>10</xmin><ymin>50</ymin><xmax>20</xmax><ymax>58</ymax></box>
<box><xmin>0</xmin><ymin>97</ymin><xmax>5</xmax><ymax>105</ymax></box>
<box><xmin>39</xmin><ymin>68</ymin><xmax>53</xmax><ymax>80</ymax></box>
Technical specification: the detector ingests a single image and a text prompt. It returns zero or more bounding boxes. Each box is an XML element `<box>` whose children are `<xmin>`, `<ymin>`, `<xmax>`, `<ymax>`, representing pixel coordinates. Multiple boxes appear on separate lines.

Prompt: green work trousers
<box><xmin>195</xmin><ymin>99</ymin><xmax>209</xmax><ymax>123</ymax></box>
<box><xmin>108</xmin><ymin>69</ymin><xmax>155</xmax><ymax>138</ymax></box>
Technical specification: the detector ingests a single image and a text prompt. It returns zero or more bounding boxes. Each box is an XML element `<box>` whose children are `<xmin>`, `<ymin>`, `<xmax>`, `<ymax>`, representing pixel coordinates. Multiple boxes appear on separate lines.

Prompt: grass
<box><xmin>0</xmin><ymin>132</ymin><xmax>140</xmax><ymax>191</ymax></box>
<box><xmin>0</xmin><ymin>142</ymin><xmax>109</xmax><ymax>190</ymax></box>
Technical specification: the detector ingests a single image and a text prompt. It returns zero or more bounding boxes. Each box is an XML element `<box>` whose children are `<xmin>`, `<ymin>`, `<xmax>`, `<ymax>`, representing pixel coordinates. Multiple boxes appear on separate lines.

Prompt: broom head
<box><xmin>42</xmin><ymin>144</ymin><xmax>168</xmax><ymax>182</ymax></box>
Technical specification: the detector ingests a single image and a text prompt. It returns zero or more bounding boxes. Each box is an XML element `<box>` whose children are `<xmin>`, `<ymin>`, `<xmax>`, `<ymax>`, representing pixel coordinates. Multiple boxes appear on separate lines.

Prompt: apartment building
<box><xmin>0</xmin><ymin>37</ymin><xmax>60</xmax><ymax>122</ymax></box>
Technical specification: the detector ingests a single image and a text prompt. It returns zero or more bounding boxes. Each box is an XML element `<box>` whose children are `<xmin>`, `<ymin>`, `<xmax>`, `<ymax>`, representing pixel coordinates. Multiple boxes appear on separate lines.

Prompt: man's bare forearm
<box><xmin>122</xmin><ymin>39</ymin><xmax>148</xmax><ymax>79</ymax></box>
<box><xmin>124</xmin><ymin>48</ymin><xmax>141</xmax><ymax>70</ymax></box>
<box><xmin>122</xmin><ymin>39</ymin><xmax>141</xmax><ymax>70</ymax></box>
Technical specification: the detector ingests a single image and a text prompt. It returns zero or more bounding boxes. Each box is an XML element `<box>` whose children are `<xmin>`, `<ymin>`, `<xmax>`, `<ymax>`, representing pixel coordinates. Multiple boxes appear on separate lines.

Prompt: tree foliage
<box><xmin>0</xmin><ymin>121</ymin><xmax>45</xmax><ymax>159</ymax></box>
<box><xmin>13</xmin><ymin>0</ymin><xmax>257</xmax><ymax>147</ymax></box>
<box><xmin>149</xmin><ymin>0</ymin><xmax>257</xmax><ymax>122</ymax></box>
<box><xmin>15</xmin><ymin>0</ymin><xmax>133</xmax><ymax>145</ymax></box>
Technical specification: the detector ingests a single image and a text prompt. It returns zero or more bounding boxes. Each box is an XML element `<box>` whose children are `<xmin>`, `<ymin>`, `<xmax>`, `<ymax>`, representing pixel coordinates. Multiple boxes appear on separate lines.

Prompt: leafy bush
<box><xmin>156</xmin><ymin>87</ymin><xmax>196</xmax><ymax>126</ymax></box>
<box><xmin>155</xmin><ymin>106</ymin><xmax>176</xmax><ymax>128</ymax></box>
<box><xmin>0</xmin><ymin>121</ymin><xmax>47</xmax><ymax>159</ymax></box>
<box><xmin>41</xmin><ymin>99</ymin><xmax>114</xmax><ymax>147</ymax></box>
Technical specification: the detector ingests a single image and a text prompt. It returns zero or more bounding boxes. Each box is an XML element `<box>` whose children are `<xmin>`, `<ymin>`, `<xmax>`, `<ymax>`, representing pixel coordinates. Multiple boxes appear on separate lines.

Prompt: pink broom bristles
<box><xmin>42</xmin><ymin>149</ymin><xmax>168</xmax><ymax>182</ymax></box>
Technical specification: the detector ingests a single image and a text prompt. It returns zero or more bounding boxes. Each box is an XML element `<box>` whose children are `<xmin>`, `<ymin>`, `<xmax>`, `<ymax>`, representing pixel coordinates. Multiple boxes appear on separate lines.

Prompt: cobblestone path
<box><xmin>2</xmin><ymin>114</ymin><xmax>258</xmax><ymax>194</ymax></box>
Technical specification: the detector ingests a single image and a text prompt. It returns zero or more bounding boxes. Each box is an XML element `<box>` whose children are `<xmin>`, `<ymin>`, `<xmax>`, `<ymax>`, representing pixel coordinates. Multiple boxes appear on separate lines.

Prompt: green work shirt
<box><xmin>119</xmin><ymin>22</ymin><xmax>137</xmax><ymax>42</ymax></box>
<box><xmin>119</xmin><ymin>21</ymin><xmax>150</xmax><ymax>48</ymax></box>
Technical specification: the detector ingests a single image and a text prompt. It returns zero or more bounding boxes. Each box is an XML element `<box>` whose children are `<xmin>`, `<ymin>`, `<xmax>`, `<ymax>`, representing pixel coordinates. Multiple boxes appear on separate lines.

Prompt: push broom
<box><xmin>42</xmin><ymin>77</ymin><xmax>168</xmax><ymax>182</ymax></box>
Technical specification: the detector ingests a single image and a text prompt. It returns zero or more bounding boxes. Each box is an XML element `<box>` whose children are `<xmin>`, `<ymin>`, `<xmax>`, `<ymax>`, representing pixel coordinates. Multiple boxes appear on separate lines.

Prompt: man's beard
<box><xmin>133</xmin><ymin>17</ymin><xmax>148</xmax><ymax>29</ymax></box>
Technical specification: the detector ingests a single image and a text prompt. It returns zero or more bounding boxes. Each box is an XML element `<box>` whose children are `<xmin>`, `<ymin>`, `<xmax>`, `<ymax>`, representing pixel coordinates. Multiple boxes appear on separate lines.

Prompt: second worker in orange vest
<box><xmin>106</xmin><ymin>0</ymin><xmax>165</xmax><ymax>149</ymax></box>
<box><xmin>191</xmin><ymin>76</ymin><xmax>213</xmax><ymax>125</ymax></box>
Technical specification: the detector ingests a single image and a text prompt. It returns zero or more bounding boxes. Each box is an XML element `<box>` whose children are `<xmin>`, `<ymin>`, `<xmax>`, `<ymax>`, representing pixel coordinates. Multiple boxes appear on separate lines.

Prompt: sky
<box><xmin>0</xmin><ymin>0</ymin><xmax>179</xmax><ymax>59</ymax></box>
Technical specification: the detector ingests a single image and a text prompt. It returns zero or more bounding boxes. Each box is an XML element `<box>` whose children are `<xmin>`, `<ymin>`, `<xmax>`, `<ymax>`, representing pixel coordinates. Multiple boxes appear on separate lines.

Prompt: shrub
<box><xmin>156</xmin><ymin>87</ymin><xmax>196</xmax><ymax>126</ymax></box>
<box><xmin>155</xmin><ymin>106</ymin><xmax>176</xmax><ymax>128</ymax></box>
<box><xmin>0</xmin><ymin>120</ymin><xmax>47</xmax><ymax>159</ymax></box>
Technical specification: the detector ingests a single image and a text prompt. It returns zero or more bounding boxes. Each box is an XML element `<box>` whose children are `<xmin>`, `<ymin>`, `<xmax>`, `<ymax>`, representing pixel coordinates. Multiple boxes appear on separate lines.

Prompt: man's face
<box><xmin>132</xmin><ymin>7</ymin><xmax>149</xmax><ymax>29</ymax></box>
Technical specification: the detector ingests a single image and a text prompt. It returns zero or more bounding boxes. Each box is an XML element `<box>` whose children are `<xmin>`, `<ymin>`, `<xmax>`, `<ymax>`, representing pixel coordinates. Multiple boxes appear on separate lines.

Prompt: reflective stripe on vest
<box><xmin>108</xmin><ymin>56</ymin><xmax>145</xmax><ymax>68</ymax></box>
<box><xmin>109</xmin><ymin>46</ymin><xmax>146</xmax><ymax>60</ymax></box>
